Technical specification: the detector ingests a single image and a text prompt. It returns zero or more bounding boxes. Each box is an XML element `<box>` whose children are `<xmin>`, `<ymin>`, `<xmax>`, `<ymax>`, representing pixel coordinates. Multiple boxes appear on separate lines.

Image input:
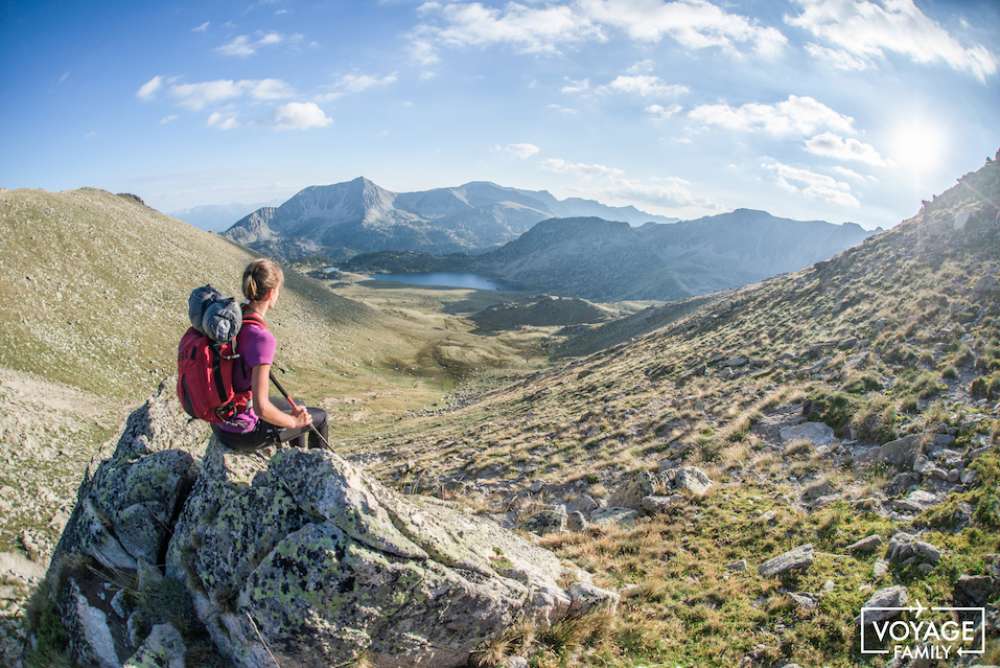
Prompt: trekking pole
<box><xmin>268</xmin><ymin>371</ymin><xmax>333</xmax><ymax>451</ymax></box>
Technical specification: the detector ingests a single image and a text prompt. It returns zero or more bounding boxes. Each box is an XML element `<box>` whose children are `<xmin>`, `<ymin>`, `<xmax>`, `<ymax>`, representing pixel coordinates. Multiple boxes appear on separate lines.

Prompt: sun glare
<box><xmin>889</xmin><ymin>119</ymin><xmax>947</xmax><ymax>174</ymax></box>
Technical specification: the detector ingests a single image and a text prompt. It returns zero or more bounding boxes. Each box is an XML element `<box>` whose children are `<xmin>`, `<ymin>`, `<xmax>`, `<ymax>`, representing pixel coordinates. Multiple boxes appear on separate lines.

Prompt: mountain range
<box><xmin>223</xmin><ymin>177</ymin><xmax>678</xmax><ymax>260</ymax></box>
<box><xmin>169</xmin><ymin>200</ymin><xmax>279</xmax><ymax>232</ymax></box>
<box><xmin>346</xmin><ymin>209</ymin><xmax>876</xmax><ymax>300</ymax></box>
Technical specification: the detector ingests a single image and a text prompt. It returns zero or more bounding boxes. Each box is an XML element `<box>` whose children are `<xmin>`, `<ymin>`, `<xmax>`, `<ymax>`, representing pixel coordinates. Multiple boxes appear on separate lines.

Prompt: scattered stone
<box><xmin>609</xmin><ymin>471</ymin><xmax>665</xmax><ymax>508</ymax></box>
<box><xmin>727</xmin><ymin>559</ymin><xmax>748</xmax><ymax>572</ymax></box>
<box><xmin>885</xmin><ymin>472</ymin><xmax>920</xmax><ymax>496</ymax></box>
<box><xmin>671</xmin><ymin>466</ymin><xmax>712</xmax><ymax>497</ymax></box>
<box><xmin>779</xmin><ymin>422</ymin><xmax>835</xmax><ymax>446</ymax></box>
<box><xmin>502</xmin><ymin>657</ymin><xmax>530</xmax><ymax>668</ymax></box>
<box><xmin>858</xmin><ymin>586</ymin><xmax>908</xmax><ymax>624</ymax></box>
<box><xmin>759</xmin><ymin>544</ymin><xmax>814</xmax><ymax>578</ymax></box>
<box><xmin>640</xmin><ymin>494</ymin><xmax>682</xmax><ymax>514</ymax></box>
<box><xmin>590</xmin><ymin>507</ymin><xmax>640</xmax><ymax>527</ymax></box>
<box><xmin>789</xmin><ymin>592</ymin><xmax>817</xmax><ymax>610</ymax></box>
<box><xmin>873</xmin><ymin>559</ymin><xmax>889</xmax><ymax>578</ymax></box>
<box><xmin>847</xmin><ymin>534</ymin><xmax>882</xmax><ymax>555</ymax></box>
<box><xmin>801</xmin><ymin>479</ymin><xmax>837</xmax><ymax>504</ymax></box>
<box><xmin>879</xmin><ymin>434</ymin><xmax>924</xmax><ymax>470</ymax></box>
<box><xmin>953</xmin><ymin>574</ymin><xmax>998</xmax><ymax>607</ymax></box>
<box><xmin>566</xmin><ymin>511</ymin><xmax>588</xmax><ymax>532</ymax></box>
<box><xmin>886</xmin><ymin>532</ymin><xmax>941</xmax><ymax>567</ymax></box>
<box><xmin>522</xmin><ymin>506</ymin><xmax>568</xmax><ymax>535</ymax></box>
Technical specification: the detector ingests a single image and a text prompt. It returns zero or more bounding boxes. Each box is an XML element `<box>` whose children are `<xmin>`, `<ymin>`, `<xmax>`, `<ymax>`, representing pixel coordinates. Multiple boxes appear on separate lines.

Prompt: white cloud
<box><xmin>786</xmin><ymin>0</ymin><xmax>997</xmax><ymax>82</ymax></box>
<box><xmin>160</xmin><ymin>114</ymin><xmax>179</xmax><ymax>125</ymax></box>
<box><xmin>413</xmin><ymin>1</ymin><xmax>787</xmax><ymax>62</ymax></box>
<box><xmin>599</xmin><ymin>74</ymin><xmax>688</xmax><ymax>97</ymax></box>
<box><xmin>543</xmin><ymin>158</ymin><xmax>626</xmax><ymax>179</ymax></box>
<box><xmin>646</xmin><ymin>103</ymin><xmax>682</xmax><ymax>119</ymax></box>
<box><xmin>763</xmin><ymin>160</ymin><xmax>859</xmax><ymax>207</ymax></box>
<box><xmin>498</xmin><ymin>143</ymin><xmax>541</xmax><ymax>158</ymax></box>
<box><xmin>688</xmin><ymin>94</ymin><xmax>854</xmax><ymax>137</ymax></box>
<box><xmin>58</xmin><ymin>71</ymin><xmax>70</xmax><ymax>84</ymax></box>
<box><xmin>831</xmin><ymin>165</ymin><xmax>878</xmax><ymax>184</ymax></box>
<box><xmin>561</xmin><ymin>77</ymin><xmax>591</xmax><ymax>94</ymax></box>
<box><xmin>206</xmin><ymin>111</ymin><xmax>239</xmax><ymax>130</ymax></box>
<box><xmin>192</xmin><ymin>21</ymin><xmax>210</xmax><ymax>33</ymax></box>
<box><xmin>274</xmin><ymin>102</ymin><xmax>332</xmax><ymax>130</ymax></box>
<box><xmin>318</xmin><ymin>72</ymin><xmax>398</xmax><ymax>101</ymax></box>
<box><xmin>804</xmin><ymin>42</ymin><xmax>869</xmax><ymax>71</ymax></box>
<box><xmin>580</xmin><ymin>0</ymin><xmax>788</xmax><ymax>58</ymax></box>
<box><xmin>216</xmin><ymin>31</ymin><xmax>286</xmax><ymax>57</ymax></box>
<box><xmin>418</xmin><ymin>2</ymin><xmax>605</xmax><ymax>55</ymax></box>
<box><xmin>169</xmin><ymin>78</ymin><xmax>294</xmax><ymax>110</ymax></box>
<box><xmin>804</xmin><ymin>132</ymin><xmax>887</xmax><ymax>166</ymax></box>
<box><xmin>627</xmin><ymin>58</ymin><xmax>655</xmax><ymax>73</ymax></box>
<box><xmin>543</xmin><ymin>155</ymin><xmax>708</xmax><ymax>209</ymax></box>
<box><xmin>136</xmin><ymin>75</ymin><xmax>163</xmax><ymax>100</ymax></box>
<box><xmin>546</xmin><ymin>103</ymin><xmax>578</xmax><ymax>114</ymax></box>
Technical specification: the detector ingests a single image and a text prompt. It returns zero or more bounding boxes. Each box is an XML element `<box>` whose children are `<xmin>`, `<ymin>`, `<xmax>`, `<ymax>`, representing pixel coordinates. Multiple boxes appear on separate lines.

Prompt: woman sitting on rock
<box><xmin>214</xmin><ymin>258</ymin><xmax>329</xmax><ymax>450</ymax></box>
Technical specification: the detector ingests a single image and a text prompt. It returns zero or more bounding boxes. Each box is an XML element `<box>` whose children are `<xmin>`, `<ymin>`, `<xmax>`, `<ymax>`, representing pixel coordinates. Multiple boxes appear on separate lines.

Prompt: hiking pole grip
<box><xmin>268</xmin><ymin>371</ymin><xmax>333</xmax><ymax>451</ymax></box>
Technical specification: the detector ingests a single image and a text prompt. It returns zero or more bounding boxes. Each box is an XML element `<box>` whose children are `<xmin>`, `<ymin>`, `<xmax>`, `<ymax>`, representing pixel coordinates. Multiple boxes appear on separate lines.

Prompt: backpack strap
<box><xmin>241</xmin><ymin>310</ymin><xmax>269</xmax><ymax>330</ymax></box>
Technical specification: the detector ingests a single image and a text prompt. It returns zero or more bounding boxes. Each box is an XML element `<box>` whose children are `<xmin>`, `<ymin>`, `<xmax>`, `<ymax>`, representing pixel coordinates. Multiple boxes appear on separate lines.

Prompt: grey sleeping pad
<box><xmin>187</xmin><ymin>284</ymin><xmax>243</xmax><ymax>342</ymax></box>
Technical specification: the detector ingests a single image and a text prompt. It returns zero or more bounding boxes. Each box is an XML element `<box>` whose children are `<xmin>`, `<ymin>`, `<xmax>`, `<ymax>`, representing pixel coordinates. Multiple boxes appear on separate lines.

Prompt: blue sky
<box><xmin>2</xmin><ymin>0</ymin><xmax>998</xmax><ymax>228</ymax></box>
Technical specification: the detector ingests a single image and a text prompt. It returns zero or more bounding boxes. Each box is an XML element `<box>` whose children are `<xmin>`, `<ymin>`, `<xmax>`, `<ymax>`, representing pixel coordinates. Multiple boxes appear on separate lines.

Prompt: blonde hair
<box><xmin>242</xmin><ymin>258</ymin><xmax>284</xmax><ymax>302</ymax></box>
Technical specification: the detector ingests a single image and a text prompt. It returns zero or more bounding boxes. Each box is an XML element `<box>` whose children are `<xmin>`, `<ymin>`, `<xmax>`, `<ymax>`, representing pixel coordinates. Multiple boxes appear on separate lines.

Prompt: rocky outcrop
<box><xmin>36</xmin><ymin>383</ymin><xmax>617</xmax><ymax>668</ymax></box>
<box><xmin>758</xmin><ymin>544</ymin><xmax>814</xmax><ymax>578</ymax></box>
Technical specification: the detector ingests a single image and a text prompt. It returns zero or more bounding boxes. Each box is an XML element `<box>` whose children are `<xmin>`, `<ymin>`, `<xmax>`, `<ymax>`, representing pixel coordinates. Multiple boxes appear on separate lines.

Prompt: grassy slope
<box><xmin>341</xmin><ymin>161</ymin><xmax>1000</xmax><ymax>666</ymax></box>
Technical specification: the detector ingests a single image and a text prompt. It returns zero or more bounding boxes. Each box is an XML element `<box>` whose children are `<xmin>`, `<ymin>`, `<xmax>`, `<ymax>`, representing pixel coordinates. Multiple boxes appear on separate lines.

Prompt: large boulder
<box><xmin>879</xmin><ymin>434</ymin><xmax>924</xmax><ymax>470</ymax></box>
<box><xmin>36</xmin><ymin>381</ymin><xmax>617</xmax><ymax>668</ymax></box>
<box><xmin>166</xmin><ymin>440</ymin><xmax>616</xmax><ymax>667</ymax></box>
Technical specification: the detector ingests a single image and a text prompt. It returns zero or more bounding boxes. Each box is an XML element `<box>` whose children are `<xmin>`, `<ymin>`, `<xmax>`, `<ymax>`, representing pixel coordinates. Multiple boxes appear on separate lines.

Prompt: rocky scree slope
<box><xmin>224</xmin><ymin>177</ymin><xmax>675</xmax><ymax>261</ymax></box>
<box><xmin>28</xmin><ymin>383</ymin><xmax>617</xmax><ymax>667</ymax></box>
<box><xmin>335</xmin><ymin>159</ymin><xmax>1000</xmax><ymax>665</ymax></box>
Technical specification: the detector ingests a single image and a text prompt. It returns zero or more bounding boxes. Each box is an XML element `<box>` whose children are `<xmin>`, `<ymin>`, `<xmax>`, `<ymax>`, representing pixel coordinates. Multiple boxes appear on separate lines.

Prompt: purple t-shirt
<box><xmin>217</xmin><ymin>321</ymin><xmax>276</xmax><ymax>433</ymax></box>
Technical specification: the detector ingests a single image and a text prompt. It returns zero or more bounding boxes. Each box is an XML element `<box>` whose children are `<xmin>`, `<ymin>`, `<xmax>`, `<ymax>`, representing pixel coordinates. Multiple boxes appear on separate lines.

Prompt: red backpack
<box><xmin>176</xmin><ymin>307</ymin><xmax>267</xmax><ymax>424</ymax></box>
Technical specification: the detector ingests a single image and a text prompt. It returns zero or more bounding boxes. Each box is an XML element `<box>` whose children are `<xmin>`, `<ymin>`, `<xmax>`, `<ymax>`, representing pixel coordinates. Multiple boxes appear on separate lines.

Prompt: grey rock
<box><xmin>858</xmin><ymin>586</ymin><xmax>908</xmax><ymax>624</ymax></box>
<box><xmin>847</xmin><ymin>534</ymin><xmax>882</xmax><ymax>555</ymax></box>
<box><xmin>873</xmin><ymin>558</ymin><xmax>889</xmax><ymax>578</ymax></box>
<box><xmin>590</xmin><ymin>507</ymin><xmax>640</xmax><ymax>527</ymax></box>
<box><xmin>954</xmin><ymin>574</ymin><xmax>997</xmax><ymax>607</ymax></box>
<box><xmin>885</xmin><ymin>472</ymin><xmax>920</xmax><ymax>495</ymax></box>
<box><xmin>802</xmin><ymin>479</ymin><xmax>837</xmax><ymax>503</ymax></box>
<box><xmin>671</xmin><ymin>466</ymin><xmax>713</xmax><ymax>497</ymax></box>
<box><xmin>522</xmin><ymin>506</ymin><xmax>568</xmax><ymax>535</ymax></box>
<box><xmin>164</xmin><ymin>440</ymin><xmax>618</xmax><ymax>667</ymax></box>
<box><xmin>47</xmin><ymin>385</ymin><xmax>618</xmax><ymax>668</ymax></box>
<box><xmin>727</xmin><ymin>559</ymin><xmax>748</xmax><ymax>572</ymax></box>
<box><xmin>789</xmin><ymin>592</ymin><xmax>817</xmax><ymax>610</ymax></box>
<box><xmin>566</xmin><ymin>511</ymin><xmax>588</xmax><ymax>532</ymax></box>
<box><xmin>886</xmin><ymin>532</ymin><xmax>941</xmax><ymax>567</ymax></box>
<box><xmin>640</xmin><ymin>494</ymin><xmax>682</xmax><ymax>514</ymax></box>
<box><xmin>759</xmin><ymin>544</ymin><xmax>814</xmax><ymax>578</ymax></box>
<box><xmin>609</xmin><ymin>471</ymin><xmax>665</xmax><ymax>508</ymax></box>
<box><xmin>779</xmin><ymin>422</ymin><xmax>835</xmax><ymax>446</ymax></box>
<box><xmin>503</xmin><ymin>657</ymin><xmax>530</xmax><ymax>668</ymax></box>
<box><xmin>879</xmin><ymin>434</ymin><xmax>924</xmax><ymax>469</ymax></box>
<box><xmin>124</xmin><ymin>623</ymin><xmax>186</xmax><ymax>668</ymax></box>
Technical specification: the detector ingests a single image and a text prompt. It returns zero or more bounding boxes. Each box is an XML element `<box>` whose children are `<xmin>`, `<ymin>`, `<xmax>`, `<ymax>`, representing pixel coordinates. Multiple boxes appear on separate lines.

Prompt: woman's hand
<box><xmin>291</xmin><ymin>404</ymin><xmax>313</xmax><ymax>429</ymax></box>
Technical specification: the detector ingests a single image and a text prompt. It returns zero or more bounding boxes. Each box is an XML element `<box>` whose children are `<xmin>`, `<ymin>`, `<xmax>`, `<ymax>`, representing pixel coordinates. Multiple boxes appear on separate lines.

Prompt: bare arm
<box><xmin>251</xmin><ymin>364</ymin><xmax>309</xmax><ymax>429</ymax></box>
